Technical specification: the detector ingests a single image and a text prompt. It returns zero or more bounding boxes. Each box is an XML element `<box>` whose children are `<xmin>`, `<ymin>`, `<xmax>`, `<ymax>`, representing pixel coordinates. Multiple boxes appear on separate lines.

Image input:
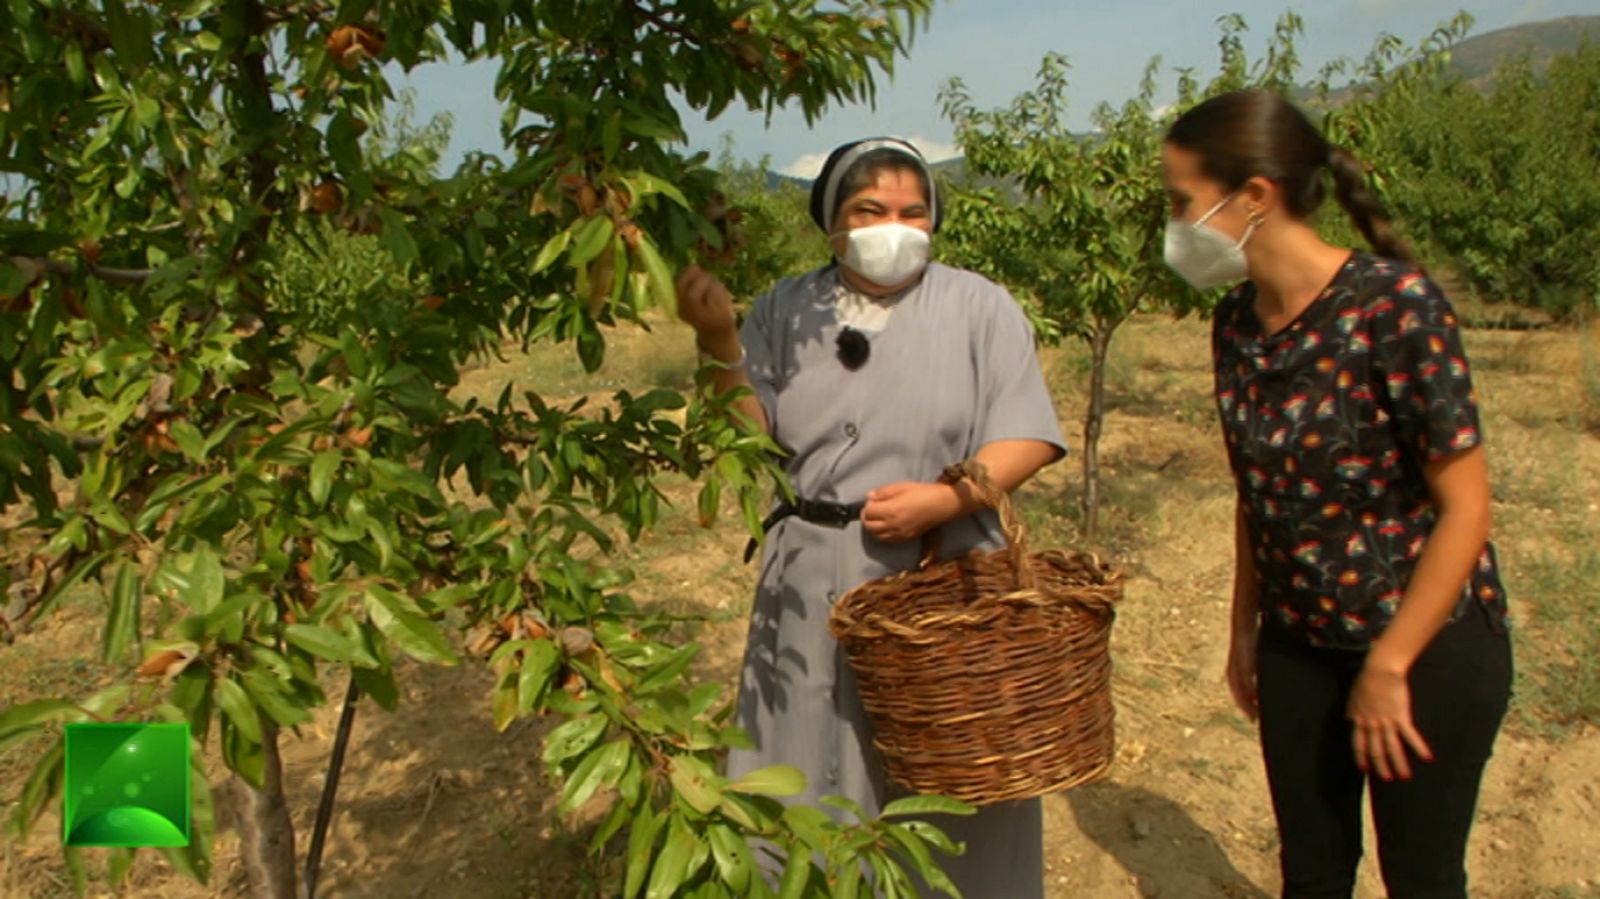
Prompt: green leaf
<box><xmin>203</xmin><ymin>592</ymin><xmax>259</xmax><ymax>642</ymax></box>
<box><xmin>517</xmin><ymin>640</ymin><xmax>561</xmax><ymax>715</ymax></box>
<box><xmin>165</xmin><ymin>545</ymin><xmax>226</xmax><ymax>614</ymax></box>
<box><xmin>0</xmin><ymin>699</ymin><xmax>78</xmax><ymax>736</ymax></box>
<box><xmin>168</xmin><ymin>664</ymin><xmax>214</xmax><ymax>736</ymax></box>
<box><xmin>239</xmin><ymin>669</ymin><xmax>312</xmax><ymax>728</ymax></box>
<box><xmin>420</xmin><ymin>583</ymin><xmax>477</xmax><ymax>611</ymax></box>
<box><xmin>590</xmin><ymin>787</ymin><xmax>634</xmax><ymax>851</ymax></box>
<box><xmin>601</xmin><ymin>110</ymin><xmax>623</xmax><ymax>160</ymax></box>
<box><xmin>80</xmin><ymin>685</ymin><xmax>132</xmax><ymax>720</ymax></box>
<box><xmin>284</xmin><ymin>623</ymin><xmax>371</xmax><ymax>666</ymax></box>
<box><xmin>366</xmin><ymin>587</ymin><xmax>457</xmax><ymax>665</ymax></box>
<box><xmin>44</xmin><ymin>515</ymin><xmax>86</xmax><ymax>558</ymax></box>
<box><xmin>491</xmin><ymin>669</ymin><xmax>519</xmax><ymax>732</ymax></box>
<box><xmin>10</xmin><ymin>740</ymin><xmax>63</xmax><ymax>839</ymax></box>
<box><xmin>617</xmin><ymin>748</ymin><xmax>644</xmax><ymax>804</ymax></box>
<box><xmin>102</xmin><ymin>563</ymin><xmax>142</xmax><ymax>664</ymax></box>
<box><xmin>716</xmin><ymin>792</ymin><xmax>776</xmax><ymax>834</ymax></box>
<box><xmin>645</xmin><ymin>814</ymin><xmax>696</xmax><ymax>899</ymax></box>
<box><xmin>353</xmin><ymin>665</ymin><xmax>399</xmax><ymax>711</ymax></box>
<box><xmin>0</xmin><ymin>725</ymin><xmax>43</xmax><ymax>754</ymax></box>
<box><xmin>706</xmin><ymin>823</ymin><xmax>754</xmax><ymax>894</ymax></box>
<box><xmin>776</xmin><ymin>844</ymin><xmax>813</xmax><ymax>899</ymax></box>
<box><xmin>531</xmin><ymin>229</ymin><xmax>572</xmax><ymax>275</ymax></box>
<box><xmin>885</xmin><ymin>823</ymin><xmax>960</xmax><ymax>898</ymax></box>
<box><xmin>560</xmin><ymin>739</ymin><xmax>628</xmax><ymax>814</ymax></box>
<box><xmin>222</xmin><ymin>717</ymin><xmax>265</xmax><ymax>788</ymax></box>
<box><xmin>215</xmin><ymin>677</ymin><xmax>262</xmax><ymax>744</ymax></box>
<box><xmin>107</xmin><ymin>846</ymin><xmax>136</xmax><ymax>887</ymax></box>
<box><xmin>694</xmin><ymin>476</ymin><xmax>720</xmax><ymax>524</ymax></box>
<box><xmin>569</xmin><ymin>215</ymin><xmax>615</xmax><ymax>267</ymax></box>
<box><xmin>781</xmin><ymin>805</ymin><xmax>833</xmax><ymax>854</ymax></box>
<box><xmin>899</xmin><ymin>819</ymin><xmax>964</xmax><ymax>858</ymax></box>
<box><xmin>636</xmin><ymin>642</ymin><xmax>699</xmax><ymax>694</ymax></box>
<box><xmin>668</xmin><ymin>754</ymin><xmax>724</xmax><ymax>815</ymax></box>
<box><xmin>29</xmin><ymin>551</ymin><xmax>111</xmax><ymax>624</ymax></box>
<box><xmin>168</xmin><ymin>417</ymin><xmax>206</xmax><ymax>462</ymax></box>
<box><xmin>64</xmin><ymin>844</ymin><xmax>88</xmax><ymax>897</ymax></box>
<box><xmin>633</xmin><ymin>234</ymin><xmax>678</xmax><ymax>313</ymax></box>
<box><xmin>376</xmin><ymin>207</ymin><xmax>420</xmax><ymax>267</ymax></box>
<box><xmin>879</xmin><ymin>795</ymin><xmax>976</xmax><ymax>819</ymax></box>
<box><xmin>624</xmin><ymin>801</ymin><xmax>664</xmax><ymax>899</ymax></box>
<box><xmin>834</xmin><ymin>862</ymin><xmax>864</xmax><ymax>899</ymax></box>
<box><xmin>542</xmin><ymin>714</ymin><xmax>607</xmax><ymax>767</ymax></box>
<box><xmin>310</xmin><ymin>451</ymin><xmax>341</xmax><ymax>506</ymax></box>
<box><xmin>0</xmin><ymin>261</ymin><xmax>31</xmax><ymax>297</ymax></box>
<box><xmin>819</xmin><ymin>795</ymin><xmax>869</xmax><ymax>822</ymax></box>
<box><xmin>728</xmin><ymin>764</ymin><xmax>805</xmax><ymax>798</ymax></box>
<box><xmin>633</xmin><ymin>172</ymin><xmax>692</xmax><ymax>209</ymax></box>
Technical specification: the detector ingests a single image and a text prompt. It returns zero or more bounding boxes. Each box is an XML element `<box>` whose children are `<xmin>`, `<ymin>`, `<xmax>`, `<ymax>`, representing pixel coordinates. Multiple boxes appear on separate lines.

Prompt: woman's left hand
<box><xmin>861</xmin><ymin>482</ymin><xmax>961</xmax><ymax>543</ymax></box>
<box><xmin>1347</xmin><ymin>660</ymin><xmax>1434</xmax><ymax>782</ymax></box>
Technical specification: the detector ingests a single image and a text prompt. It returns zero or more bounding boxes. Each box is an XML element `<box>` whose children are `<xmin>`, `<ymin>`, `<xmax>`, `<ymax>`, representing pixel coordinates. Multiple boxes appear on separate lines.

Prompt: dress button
<box><xmin>844</xmin><ymin>423</ymin><xmax>858</xmax><ymax>438</ymax></box>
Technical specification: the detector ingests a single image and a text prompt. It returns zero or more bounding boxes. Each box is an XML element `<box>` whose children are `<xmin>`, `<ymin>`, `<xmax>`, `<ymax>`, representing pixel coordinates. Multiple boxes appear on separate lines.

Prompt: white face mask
<box><xmin>1163</xmin><ymin>193</ymin><xmax>1259</xmax><ymax>290</ymax></box>
<box><xmin>835</xmin><ymin>223</ymin><xmax>931</xmax><ymax>287</ymax></box>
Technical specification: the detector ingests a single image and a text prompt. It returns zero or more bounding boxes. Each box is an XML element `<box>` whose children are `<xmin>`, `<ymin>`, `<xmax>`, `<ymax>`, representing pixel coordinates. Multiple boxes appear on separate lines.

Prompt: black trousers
<box><xmin>1256</xmin><ymin>604</ymin><xmax>1512</xmax><ymax>899</ymax></box>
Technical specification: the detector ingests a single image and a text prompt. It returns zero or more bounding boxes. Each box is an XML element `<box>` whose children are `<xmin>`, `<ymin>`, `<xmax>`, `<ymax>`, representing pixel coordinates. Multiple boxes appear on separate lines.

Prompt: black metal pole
<box><xmin>303</xmin><ymin>677</ymin><xmax>360</xmax><ymax>899</ymax></box>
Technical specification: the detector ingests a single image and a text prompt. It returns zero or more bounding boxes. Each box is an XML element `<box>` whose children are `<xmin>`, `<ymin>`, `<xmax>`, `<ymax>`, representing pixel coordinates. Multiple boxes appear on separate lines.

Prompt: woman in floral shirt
<box><xmin>1160</xmin><ymin>90</ymin><xmax>1512</xmax><ymax>899</ymax></box>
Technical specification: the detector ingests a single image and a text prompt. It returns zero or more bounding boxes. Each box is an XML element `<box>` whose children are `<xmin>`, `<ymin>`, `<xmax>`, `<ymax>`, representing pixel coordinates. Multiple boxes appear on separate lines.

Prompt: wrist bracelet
<box><xmin>697</xmin><ymin>341</ymin><xmax>745</xmax><ymax>367</ymax></box>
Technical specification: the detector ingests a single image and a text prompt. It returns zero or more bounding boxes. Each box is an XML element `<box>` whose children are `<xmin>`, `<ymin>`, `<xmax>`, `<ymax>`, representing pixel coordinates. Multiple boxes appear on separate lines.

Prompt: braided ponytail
<box><xmin>1167</xmin><ymin>91</ymin><xmax>1425</xmax><ymax>271</ymax></box>
<box><xmin>1327</xmin><ymin>146</ymin><xmax>1420</xmax><ymax>269</ymax></box>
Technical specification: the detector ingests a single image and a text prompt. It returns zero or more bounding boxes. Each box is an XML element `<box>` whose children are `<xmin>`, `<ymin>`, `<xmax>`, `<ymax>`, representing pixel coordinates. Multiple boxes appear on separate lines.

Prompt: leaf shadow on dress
<box><xmin>1063</xmin><ymin>781</ymin><xmax>1271</xmax><ymax>898</ymax></box>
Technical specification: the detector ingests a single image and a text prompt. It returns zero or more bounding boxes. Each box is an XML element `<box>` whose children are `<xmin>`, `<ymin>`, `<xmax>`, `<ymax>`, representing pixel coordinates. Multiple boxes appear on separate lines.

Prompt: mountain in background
<box><xmin>1448</xmin><ymin>14</ymin><xmax>1600</xmax><ymax>82</ymax></box>
<box><xmin>762</xmin><ymin>14</ymin><xmax>1600</xmax><ymax>189</ymax></box>
<box><xmin>765</xmin><ymin>157</ymin><xmax>966</xmax><ymax>191</ymax></box>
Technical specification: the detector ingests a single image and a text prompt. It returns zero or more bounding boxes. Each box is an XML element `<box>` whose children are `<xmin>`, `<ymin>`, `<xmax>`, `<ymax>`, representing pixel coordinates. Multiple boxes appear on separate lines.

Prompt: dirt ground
<box><xmin>2</xmin><ymin>315</ymin><xmax>1597</xmax><ymax>899</ymax></box>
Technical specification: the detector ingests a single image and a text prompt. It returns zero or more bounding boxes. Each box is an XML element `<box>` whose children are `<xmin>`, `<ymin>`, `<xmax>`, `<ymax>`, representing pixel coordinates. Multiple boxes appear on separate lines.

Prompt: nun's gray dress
<box><xmin>727</xmin><ymin>262</ymin><xmax>1067</xmax><ymax>899</ymax></box>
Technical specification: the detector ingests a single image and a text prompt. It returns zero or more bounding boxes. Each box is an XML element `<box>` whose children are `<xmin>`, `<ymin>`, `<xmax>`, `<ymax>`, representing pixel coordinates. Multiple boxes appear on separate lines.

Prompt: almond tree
<box><xmin>0</xmin><ymin>2</ymin><xmax>968</xmax><ymax>897</ymax></box>
<box><xmin>937</xmin><ymin>14</ymin><xmax>1307</xmax><ymax>539</ymax></box>
<box><xmin>1325</xmin><ymin>12</ymin><xmax>1600</xmax><ymax>320</ymax></box>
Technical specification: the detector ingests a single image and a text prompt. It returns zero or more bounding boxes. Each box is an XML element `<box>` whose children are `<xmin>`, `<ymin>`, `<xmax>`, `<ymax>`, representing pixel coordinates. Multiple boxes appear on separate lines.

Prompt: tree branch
<box><xmin>630</xmin><ymin>1</ymin><xmax>704</xmax><ymax>46</ymax></box>
<box><xmin>7</xmin><ymin>256</ymin><xmax>154</xmax><ymax>286</ymax></box>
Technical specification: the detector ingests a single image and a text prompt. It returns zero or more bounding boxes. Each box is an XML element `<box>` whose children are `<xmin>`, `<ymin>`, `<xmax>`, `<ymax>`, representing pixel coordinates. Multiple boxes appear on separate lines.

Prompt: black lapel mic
<box><xmin>836</xmin><ymin>327</ymin><xmax>870</xmax><ymax>371</ymax></box>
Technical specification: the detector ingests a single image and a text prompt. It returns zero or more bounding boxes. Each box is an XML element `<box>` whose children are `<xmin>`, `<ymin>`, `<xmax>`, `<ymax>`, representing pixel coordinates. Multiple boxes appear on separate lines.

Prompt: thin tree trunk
<box><xmin>231</xmin><ymin>723</ymin><xmax>299</xmax><ymax>899</ymax></box>
<box><xmin>1081</xmin><ymin>320</ymin><xmax>1115</xmax><ymax>540</ymax></box>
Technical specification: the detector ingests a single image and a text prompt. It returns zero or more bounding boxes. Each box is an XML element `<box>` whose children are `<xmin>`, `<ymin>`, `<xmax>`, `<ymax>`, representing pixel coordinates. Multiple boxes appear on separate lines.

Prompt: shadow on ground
<box><xmin>1066</xmin><ymin>781</ymin><xmax>1272</xmax><ymax>899</ymax></box>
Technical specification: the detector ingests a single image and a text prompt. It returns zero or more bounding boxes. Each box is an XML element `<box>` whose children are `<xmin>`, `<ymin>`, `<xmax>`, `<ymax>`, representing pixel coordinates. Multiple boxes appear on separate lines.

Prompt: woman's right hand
<box><xmin>1226</xmin><ymin>625</ymin><xmax>1260</xmax><ymax>722</ymax></box>
<box><xmin>675</xmin><ymin>265</ymin><xmax>738</xmax><ymax>343</ymax></box>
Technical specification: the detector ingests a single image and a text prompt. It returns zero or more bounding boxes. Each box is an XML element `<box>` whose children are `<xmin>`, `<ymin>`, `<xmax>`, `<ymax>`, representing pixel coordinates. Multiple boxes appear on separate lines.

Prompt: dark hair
<box><xmin>1165</xmin><ymin>89</ymin><xmax>1417</xmax><ymax>267</ymax></box>
<box><xmin>809</xmin><ymin>139</ymin><xmax>942</xmax><ymax>233</ymax></box>
<box><xmin>830</xmin><ymin>149</ymin><xmax>930</xmax><ymax>226</ymax></box>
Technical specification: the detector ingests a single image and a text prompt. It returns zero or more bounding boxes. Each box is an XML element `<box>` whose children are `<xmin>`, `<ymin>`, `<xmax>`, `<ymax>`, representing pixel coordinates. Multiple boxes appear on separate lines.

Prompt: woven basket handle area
<box><xmin>919</xmin><ymin>459</ymin><xmax>1035</xmax><ymax>588</ymax></box>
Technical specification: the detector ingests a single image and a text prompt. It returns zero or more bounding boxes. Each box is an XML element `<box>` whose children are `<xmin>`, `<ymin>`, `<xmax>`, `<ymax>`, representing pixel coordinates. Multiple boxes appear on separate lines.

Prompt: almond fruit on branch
<box><xmin>325</xmin><ymin>24</ymin><xmax>386</xmax><ymax>70</ymax></box>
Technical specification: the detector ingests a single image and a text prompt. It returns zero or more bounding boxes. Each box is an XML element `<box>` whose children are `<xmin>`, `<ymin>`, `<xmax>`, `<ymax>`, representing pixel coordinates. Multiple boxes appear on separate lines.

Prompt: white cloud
<box><xmin>902</xmin><ymin>135</ymin><xmax>961</xmax><ymax>163</ymax></box>
<box><xmin>779</xmin><ymin>135</ymin><xmax>961</xmax><ymax>179</ymax></box>
<box><xmin>779</xmin><ymin>152</ymin><xmax>831</xmax><ymax>179</ymax></box>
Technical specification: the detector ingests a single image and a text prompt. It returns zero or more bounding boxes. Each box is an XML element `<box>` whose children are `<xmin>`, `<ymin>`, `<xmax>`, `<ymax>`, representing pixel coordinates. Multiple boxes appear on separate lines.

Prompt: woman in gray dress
<box><xmin>675</xmin><ymin>137</ymin><xmax>1067</xmax><ymax>898</ymax></box>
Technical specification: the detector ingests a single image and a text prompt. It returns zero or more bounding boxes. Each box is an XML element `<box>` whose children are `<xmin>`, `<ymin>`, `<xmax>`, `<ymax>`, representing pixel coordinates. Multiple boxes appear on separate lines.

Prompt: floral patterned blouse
<box><xmin>1212</xmin><ymin>251</ymin><xmax>1509</xmax><ymax>650</ymax></box>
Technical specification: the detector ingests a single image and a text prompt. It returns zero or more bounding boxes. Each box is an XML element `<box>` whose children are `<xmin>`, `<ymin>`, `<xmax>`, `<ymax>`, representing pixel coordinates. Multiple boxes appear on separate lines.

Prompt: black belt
<box><xmin>743</xmin><ymin>497</ymin><xmax>865</xmax><ymax>563</ymax></box>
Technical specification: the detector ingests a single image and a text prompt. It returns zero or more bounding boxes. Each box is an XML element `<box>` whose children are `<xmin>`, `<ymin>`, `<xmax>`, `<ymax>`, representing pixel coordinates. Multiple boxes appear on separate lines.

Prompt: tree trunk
<box><xmin>231</xmin><ymin>723</ymin><xmax>299</xmax><ymax>899</ymax></box>
<box><xmin>1080</xmin><ymin>321</ymin><xmax>1115</xmax><ymax>540</ymax></box>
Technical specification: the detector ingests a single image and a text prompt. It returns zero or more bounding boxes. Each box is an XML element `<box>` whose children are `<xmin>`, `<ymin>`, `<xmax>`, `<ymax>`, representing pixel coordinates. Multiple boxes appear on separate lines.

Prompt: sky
<box><xmin>392</xmin><ymin>0</ymin><xmax>1596</xmax><ymax>177</ymax></box>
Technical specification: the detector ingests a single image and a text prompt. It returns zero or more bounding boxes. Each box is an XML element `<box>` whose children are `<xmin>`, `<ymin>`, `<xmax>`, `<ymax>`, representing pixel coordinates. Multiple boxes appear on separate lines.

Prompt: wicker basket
<box><xmin>828</xmin><ymin>460</ymin><xmax>1121</xmax><ymax>806</ymax></box>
